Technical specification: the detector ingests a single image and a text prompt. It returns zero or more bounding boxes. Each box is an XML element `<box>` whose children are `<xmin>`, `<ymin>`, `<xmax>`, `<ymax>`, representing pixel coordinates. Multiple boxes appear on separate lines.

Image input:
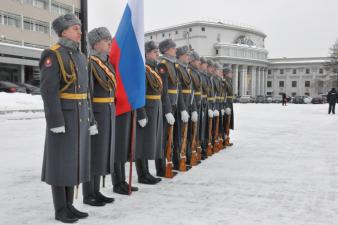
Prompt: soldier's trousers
<box><xmin>329</xmin><ymin>103</ymin><xmax>336</xmax><ymax>114</ymax></box>
<box><xmin>82</xmin><ymin>176</ymin><xmax>100</xmax><ymax>197</ymax></box>
<box><xmin>136</xmin><ymin>159</ymin><xmax>150</xmax><ymax>178</ymax></box>
<box><xmin>51</xmin><ymin>186</ymin><xmax>74</xmax><ymax>213</ymax></box>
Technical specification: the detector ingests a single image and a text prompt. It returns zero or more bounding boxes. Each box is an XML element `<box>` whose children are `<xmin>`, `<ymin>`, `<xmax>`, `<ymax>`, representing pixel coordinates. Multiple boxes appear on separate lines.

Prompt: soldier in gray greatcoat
<box><xmin>82</xmin><ymin>27</ymin><xmax>116</xmax><ymax>206</ymax></box>
<box><xmin>155</xmin><ymin>39</ymin><xmax>179</xmax><ymax>177</ymax></box>
<box><xmin>40</xmin><ymin>14</ymin><xmax>97</xmax><ymax>223</ymax></box>
<box><xmin>135</xmin><ymin>41</ymin><xmax>163</xmax><ymax>185</ymax></box>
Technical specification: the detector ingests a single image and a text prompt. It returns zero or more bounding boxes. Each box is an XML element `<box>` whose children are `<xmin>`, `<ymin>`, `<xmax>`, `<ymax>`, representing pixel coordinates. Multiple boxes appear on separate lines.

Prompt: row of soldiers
<box><xmin>39</xmin><ymin>14</ymin><xmax>234</xmax><ymax>223</ymax></box>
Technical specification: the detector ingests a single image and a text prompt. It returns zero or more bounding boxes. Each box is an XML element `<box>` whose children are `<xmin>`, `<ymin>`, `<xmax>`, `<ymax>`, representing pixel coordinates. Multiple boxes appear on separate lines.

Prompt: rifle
<box><xmin>218</xmin><ymin>112</ymin><xmax>224</xmax><ymax>150</ymax></box>
<box><xmin>179</xmin><ymin>122</ymin><xmax>188</xmax><ymax>171</ymax></box>
<box><xmin>190</xmin><ymin>121</ymin><xmax>198</xmax><ymax>166</ymax></box>
<box><xmin>213</xmin><ymin>115</ymin><xmax>220</xmax><ymax>153</ymax></box>
<box><xmin>165</xmin><ymin>125</ymin><xmax>174</xmax><ymax>178</ymax></box>
<box><xmin>225</xmin><ymin>112</ymin><xmax>233</xmax><ymax>146</ymax></box>
<box><xmin>206</xmin><ymin>117</ymin><xmax>213</xmax><ymax>156</ymax></box>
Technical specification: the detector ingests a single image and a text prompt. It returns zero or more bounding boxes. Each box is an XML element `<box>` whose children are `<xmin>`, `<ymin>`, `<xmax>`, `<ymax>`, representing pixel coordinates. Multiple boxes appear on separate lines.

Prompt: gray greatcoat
<box><xmin>40</xmin><ymin>38</ymin><xmax>92</xmax><ymax>186</ymax></box>
<box><xmin>135</xmin><ymin>60</ymin><xmax>163</xmax><ymax>160</ymax></box>
<box><xmin>88</xmin><ymin>51</ymin><xmax>116</xmax><ymax>176</ymax></box>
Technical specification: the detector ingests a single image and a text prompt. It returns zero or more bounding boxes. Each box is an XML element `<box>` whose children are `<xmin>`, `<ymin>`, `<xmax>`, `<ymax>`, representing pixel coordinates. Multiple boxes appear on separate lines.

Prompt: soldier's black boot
<box><xmin>65</xmin><ymin>186</ymin><xmax>89</xmax><ymax>218</ymax></box>
<box><xmin>144</xmin><ymin>160</ymin><xmax>161</xmax><ymax>184</ymax></box>
<box><xmin>113</xmin><ymin>162</ymin><xmax>129</xmax><ymax>195</ymax></box>
<box><xmin>52</xmin><ymin>186</ymin><xmax>78</xmax><ymax>223</ymax></box>
<box><xmin>155</xmin><ymin>158</ymin><xmax>166</xmax><ymax>177</ymax></box>
<box><xmin>121</xmin><ymin>162</ymin><xmax>139</xmax><ymax>191</ymax></box>
<box><xmin>93</xmin><ymin>176</ymin><xmax>114</xmax><ymax>203</ymax></box>
<box><xmin>83</xmin><ymin>179</ymin><xmax>105</xmax><ymax>207</ymax></box>
<box><xmin>136</xmin><ymin>159</ymin><xmax>157</xmax><ymax>185</ymax></box>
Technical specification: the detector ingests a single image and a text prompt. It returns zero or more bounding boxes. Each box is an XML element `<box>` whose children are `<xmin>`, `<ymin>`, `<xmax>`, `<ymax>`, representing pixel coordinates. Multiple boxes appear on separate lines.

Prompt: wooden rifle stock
<box><xmin>219</xmin><ymin>113</ymin><xmax>224</xmax><ymax>150</ymax></box>
<box><xmin>206</xmin><ymin>117</ymin><xmax>213</xmax><ymax>156</ymax></box>
<box><xmin>190</xmin><ymin>121</ymin><xmax>198</xmax><ymax>166</ymax></box>
<box><xmin>225</xmin><ymin>113</ymin><xmax>233</xmax><ymax>146</ymax></box>
<box><xmin>165</xmin><ymin>125</ymin><xmax>174</xmax><ymax>178</ymax></box>
<box><xmin>179</xmin><ymin>122</ymin><xmax>188</xmax><ymax>171</ymax></box>
<box><xmin>213</xmin><ymin>115</ymin><xmax>220</xmax><ymax>153</ymax></box>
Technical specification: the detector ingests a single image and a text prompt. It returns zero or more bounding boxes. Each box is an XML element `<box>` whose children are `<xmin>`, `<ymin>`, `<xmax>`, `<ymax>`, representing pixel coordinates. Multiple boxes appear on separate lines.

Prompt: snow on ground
<box><xmin>0</xmin><ymin>103</ymin><xmax>338</xmax><ymax>225</ymax></box>
<box><xmin>0</xmin><ymin>93</ymin><xmax>43</xmax><ymax>111</ymax></box>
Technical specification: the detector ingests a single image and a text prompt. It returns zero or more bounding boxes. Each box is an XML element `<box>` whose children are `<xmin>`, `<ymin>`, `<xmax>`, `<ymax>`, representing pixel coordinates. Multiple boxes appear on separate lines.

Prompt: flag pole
<box><xmin>128</xmin><ymin>110</ymin><xmax>136</xmax><ymax>195</ymax></box>
<box><xmin>80</xmin><ymin>0</ymin><xmax>88</xmax><ymax>56</ymax></box>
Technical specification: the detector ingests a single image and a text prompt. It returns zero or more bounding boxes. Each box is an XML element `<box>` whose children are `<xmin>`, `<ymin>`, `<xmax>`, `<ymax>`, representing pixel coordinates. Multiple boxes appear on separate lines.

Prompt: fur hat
<box><xmin>145</xmin><ymin>41</ymin><xmax>158</xmax><ymax>53</ymax></box>
<box><xmin>159</xmin><ymin>39</ymin><xmax>176</xmax><ymax>54</ymax></box>
<box><xmin>88</xmin><ymin>27</ymin><xmax>112</xmax><ymax>48</ymax></box>
<box><xmin>52</xmin><ymin>13</ymin><xmax>81</xmax><ymax>37</ymax></box>
<box><xmin>176</xmin><ymin>45</ymin><xmax>190</xmax><ymax>58</ymax></box>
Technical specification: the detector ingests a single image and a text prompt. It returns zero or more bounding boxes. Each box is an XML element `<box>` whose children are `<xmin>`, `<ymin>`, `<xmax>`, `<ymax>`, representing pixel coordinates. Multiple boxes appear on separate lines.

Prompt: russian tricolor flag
<box><xmin>110</xmin><ymin>0</ymin><xmax>145</xmax><ymax>116</ymax></box>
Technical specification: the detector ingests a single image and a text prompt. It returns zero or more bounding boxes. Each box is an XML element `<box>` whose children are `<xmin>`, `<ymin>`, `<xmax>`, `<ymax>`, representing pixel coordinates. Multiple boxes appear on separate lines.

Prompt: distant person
<box><xmin>327</xmin><ymin>88</ymin><xmax>337</xmax><ymax>114</ymax></box>
<box><xmin>282</xmin><ymin>93</ymin><xmax>287</xmax><ymax>106</ymax></box>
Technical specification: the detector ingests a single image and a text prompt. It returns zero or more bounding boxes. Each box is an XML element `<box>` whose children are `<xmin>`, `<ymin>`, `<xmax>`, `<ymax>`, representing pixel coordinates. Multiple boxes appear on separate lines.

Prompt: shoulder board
<box><xmin>50</xmin><ymin>43</ymin><xmax>61</xmax><ymax>51</ymax></box>
<box><xmin>160</xmin><ymin>59</ymin><xmax>167</xmax><ymax>64</ymax></box>
<box><xmin>175</xmin><ymin>63</ymin><xmax>179</xmax><ymax>68</ymax></box>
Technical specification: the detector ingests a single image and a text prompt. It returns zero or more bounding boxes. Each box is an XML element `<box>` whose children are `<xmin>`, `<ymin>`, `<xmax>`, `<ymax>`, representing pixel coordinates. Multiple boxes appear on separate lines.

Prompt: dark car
<box><xmin>311</xmin><ymin>96</ymin><xmax>323</xmax><ymax>104</ymax></box>
<box><xmin>17</xmin><ymin>83</ymin><xmax>41</xmax><ymax>95</ymax></box>
<box><xmin>255</xmin><ymin>95</ymin><xmax>265</xmax><ymax>103</ymax></box>
<box><xmin>0</xmin><ymin>81</ymin><xmax>26</xmax><ymax>93</ymax></box>
<box><xmin>293</xmin><ymin>96</ymin><xmax>305</xmax><ymax>104</ymax></box>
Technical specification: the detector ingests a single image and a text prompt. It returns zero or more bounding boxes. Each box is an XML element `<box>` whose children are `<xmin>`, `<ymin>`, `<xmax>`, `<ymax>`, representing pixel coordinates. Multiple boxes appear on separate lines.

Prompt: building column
<box><xmin>251</xmin><ymin>66</ymin><xmax>256</xmax><ymax>97</ymax></box>
<box><xmin>232</xmin><ymin>64</ymin><xmax>238</xmax><ymax>96</ymax></box>
<box><xmin>260</xmin><ymin>68</ymin><xmax>264</xmax><ymax>95</ymax></box>
<box><xmin>241</xmin><ymin>65</ymin><xmax>247</xmax><ymax>96</ymax></box>
<box><xmin>263</xmin><ymin>68</ymin><xmax>267</xmax><ymax>95</ymax></box>
<box><xmin>20</xmin><ymin>65</ymin><xmax>25</xmax><ymax>83</ymax></box>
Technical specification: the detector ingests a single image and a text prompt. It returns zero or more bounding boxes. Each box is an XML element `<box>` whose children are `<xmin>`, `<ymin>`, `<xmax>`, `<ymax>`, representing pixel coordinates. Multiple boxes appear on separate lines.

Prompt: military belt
<box><xmin>207</xmin><ymin>97</ymin><xmax>215</xmax><ymax>101</ymax></box>
<box><xmin>202</xmin><ymin>94</ymin><xmax>207</xmax><ymax>98</ymax></box>
<box><xmin>227</xmin><ymin>96</ymin><xmax>234</xmax><ymax>99</ymax></box>
<box><xmin>146</xmin><ymin>95</ymin><xmax>161</xmax><ymax>100</ymax></box>
<box><xmin>181</xmin><ymin>89</ymin><xmax>192</xmax><ymax>94</ymax></box>
<box><xmin>194</xmin><ymin>92</ymin><xmax>201</xmax><ymax>96</ymax></box>
<box><xmin>59</xmin><ymin>93</ymin><xmax>87</xmax><ymax>100</ymax></box>
<box><xmin>93</xmin><ymin>97</ymin><xmax>115</xmax><ymax>103</ymax></box>
<box><xmin>168</xmin><ymin>89</ymin><xmax>178</xmax><ymax>94</ymax></box>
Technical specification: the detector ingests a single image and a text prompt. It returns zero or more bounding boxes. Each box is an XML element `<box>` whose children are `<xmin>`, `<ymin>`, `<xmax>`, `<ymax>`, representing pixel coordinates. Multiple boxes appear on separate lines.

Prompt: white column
<box><xmin>263</xmin><ymin>68</ymin><xmax>267</xmax><ymax>95</ymax></box>
<box><xmin>260</xmin><ymin>68</ymin><xmax>264</xmax><ymax>95</ymax></box>
<box><xmin>251</xmin><ymin>66</ymin><xmax>256</xmax><ymax>97</ymax></box>
<box><xmin>256</xmin><ymin>67</ymin><xmax>260</xmax><ymax>95</ymax></box>
<box><xmin>232</xmin><ymin>64</ymin><xmax>238</xmax><ymax>96</ymax></box>
<box><xmin>241</xmin><ymin>66</ymin><xmax>247</xmax><ymax>96</ymax></box>
<box><xmin>20</xmin><ymin>65</ymin><xmax>25</xmax><ymax>83</ymax></box>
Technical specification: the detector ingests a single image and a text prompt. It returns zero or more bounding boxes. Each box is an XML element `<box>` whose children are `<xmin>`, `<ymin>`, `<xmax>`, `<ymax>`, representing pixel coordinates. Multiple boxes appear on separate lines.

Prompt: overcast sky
<box><xmin>88</xmin><ymin>0</ymin><xmax>338</xmax><ymax>58</ymax></box>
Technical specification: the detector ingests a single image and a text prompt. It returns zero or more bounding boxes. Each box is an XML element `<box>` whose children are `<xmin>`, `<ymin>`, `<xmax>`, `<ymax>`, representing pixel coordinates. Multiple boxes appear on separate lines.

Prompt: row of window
<box><xmin>268</xmin><ymin>68</ymin><xmax>324</xmax><ymax>75</ymax></box>
<box><xmin>16</xmin><ymin>0</ymin><xmax>76</xmax><ymax>15</ymax></box>
<box><xmin>149</xmin><ymin>27</ymin><xmax>206</xmax><ymax>40</ymax></box>
<box><xmin>267</xmin><ymin>92</ymin><xmax>311</xmax><ymax>97</ymax></box>
<box><xmin>267</xmin><ymin>80</ymin><xmax>311</xmax><ymax>88</ymax></box>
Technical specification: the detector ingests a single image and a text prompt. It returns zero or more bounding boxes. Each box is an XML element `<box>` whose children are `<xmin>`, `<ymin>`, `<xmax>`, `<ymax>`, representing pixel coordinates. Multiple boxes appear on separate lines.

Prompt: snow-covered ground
<box><xmin>0</xmin><ymin>93</ymin><xmax>43</xmax><ymax>112</ymax></box>
<box><xmin>1</xmin><ymin>102</ymin><xmax>338</xmax><ymax>225</ymax></box>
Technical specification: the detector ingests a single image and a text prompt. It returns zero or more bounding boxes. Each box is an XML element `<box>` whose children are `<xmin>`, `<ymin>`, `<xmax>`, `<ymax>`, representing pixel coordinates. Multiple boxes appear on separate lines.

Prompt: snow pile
<box><xmin>0</xmin><ymin>92</ymin><xmax>43</xmax><ymax>111</ymax></box>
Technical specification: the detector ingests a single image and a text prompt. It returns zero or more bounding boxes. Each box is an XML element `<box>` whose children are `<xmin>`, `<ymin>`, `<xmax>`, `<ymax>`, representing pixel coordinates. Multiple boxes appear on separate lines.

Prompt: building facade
<box><xmin>145</xmin><ymin>20</ymin><xmax>336</xmax><ymax>97</ymax></box>
<box><xmin>0</xmin><ymin>0</ymin><xmax>80</xmax><ymax>84</ymax></box>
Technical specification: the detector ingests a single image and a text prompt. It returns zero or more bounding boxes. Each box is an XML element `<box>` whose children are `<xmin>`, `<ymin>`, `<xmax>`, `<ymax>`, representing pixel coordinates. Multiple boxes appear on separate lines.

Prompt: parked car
<box><xmin>239</xmin><ymin>95</ymin><xmax>251</xmax><ymax>103</ymax></box>
<box><xmin>293</xmin><ymin>96</ymin><xmax>305</xmax><ymax>104</ymax></box>
<box><xmin>255</xmin><ymin>95</ymin><xmax>265</xmax><ymax>103</ymax></box>
<box><xmin>265</xmin><ymin>95</ymin><xmax>273</xmax><ymax>103</ymax></box>
<box><xmin>234</xmin><ymin>96</ymin><xmax>241</xmax><ymax>103</ymax></box>
<box><xmin>17</xmin><ymin>83</ymin><xmax>41</xmax><ymax>95</ymax></box>
<box><xmin>0</xmin><ymin>81</ymin><xmax>26</xmax><ymax>93</ymax></box>
<box><xmin>304</xmin><ymin>96</ymin><xmax>312</xmax><ymax>104</ymax></box>
<box><xmin>272</xmin><ymin>95</ymin><xmax>282</xmax><ymax>103</ymax></box>
<box><xmin>311</xmin><ymin>96</ymin><xmax>324</xmax><ymax>104</ymax></box>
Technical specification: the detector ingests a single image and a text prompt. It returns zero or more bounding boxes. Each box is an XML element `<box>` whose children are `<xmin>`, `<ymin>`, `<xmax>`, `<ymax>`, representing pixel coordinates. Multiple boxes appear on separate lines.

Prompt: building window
<box><xmin>267</xmin><ymin>92</ymin><xmax>272</xmax><ymax>95</ymax></box>
<box><xmin>279</xmin><ymin>81</ymin><xmax>284</xmax><ymax>87</ymax></box>
<box><xmin>305</xmin><ymin>68</ymin><xmax>310</xmax><ymax>74</ymax></box>
<box><xmin>280</xmin><ymin>69</ymin><xmax>284</xmax><ymax>74</ymax></box>
<box><xmin>291</xmin><ymin>92</ymin><xmax>297</xmax><ymax>96</ymax></box>
<box><xmin>169</xmin><ymin>33</ymin><xmax>171</xmax><ymax>37</ymax></box>
<box><xmin>0</xmin><ymin>10</ymin><xmax>21</xmax><ymax>28</ymax></box>
<box><xmin>319</xmin><ymin>68</ymin><xmax>323</xmax><ymax>74</ymax></box>
<box><xmin>305</xmin><ymin>81</ymin><xmax>310</xmax><ymax>87</ymax></box>
<box><xmin>215</xmin><ymin>49</ymin><xmax>219</xmax><ymax>55</ymax></box>
<box><xmin>268</xmin><ymin>69</ymin><xmax>271</xmax><ymax>75</ymax></box>
<box><xmin>74</xmin><ymin>8</ymin><xmax>80</xmax><ymax>17</ymax></box>
<box><xmin>292</xmin><ymin>81</ymin><xmax>297</xmax><ymax>87</ymax></box>
<box><xmin>304</xmin><ymin>92</ymin><xmax>310</xmax><ymax>96</ymax></box>
<box><xmin>189</xmin><ymin>27</ymin><xmax>192</xmax><ymax>32</ymax></box>
<box><xmin>150</xmin><ymin>36</ymin><xmax>152</xmax><ymax>40</ymax></box>
<box><xmin>23</xmin><ymin>17</ymin><xmax>49</xmax><ymax>33</ymax></box>
<box><xmin>267</xmin><ymin>81</ymin><xmax>272</xmax><ymax>87</ymax></box>
<box><xmin>175</xmin><ymin>30</ymin><xmax>178</xmax><ymax>35</ymax></box>
<box><xmin>201</xmin><ymin>27</ymin><xmax>205</xmax><ymax>31</ymax></box>
<box><xmin>23</xmin><ymin>0</ymin><xmax>48</xmax><ymax>9</ymax></box>
<box><xmin>292</xmin><ymin>69</ymin><xmax>297</xmax><ymax>74</ymax></box>
<box><xmin>51</xmin><ymin>1</ymin><xmax>72</xmax><ymax>15</ymax></box>
<box><xmin>162</xmin><ymin>33</ymin><xmax>165</xmax><ymax>37</ymax></box>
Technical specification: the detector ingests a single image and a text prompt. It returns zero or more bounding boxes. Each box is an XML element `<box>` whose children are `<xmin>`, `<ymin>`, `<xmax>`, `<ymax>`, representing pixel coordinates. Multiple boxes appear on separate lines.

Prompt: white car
<box><xmin>304</xmin><ymin>96</ymin><xmax>312</xmax><ymax>104</ymax></box>
<box><xmin>239</xmin><ymin>95</ymin><xmax>251</xmax><ymax>103</ymax></box>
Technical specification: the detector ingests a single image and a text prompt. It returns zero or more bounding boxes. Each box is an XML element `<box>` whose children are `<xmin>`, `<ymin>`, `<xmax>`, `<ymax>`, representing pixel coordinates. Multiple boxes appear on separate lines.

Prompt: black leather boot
<box><xmin>65</xmin><ymin>186</ymin><xmax>88</xmax><ymax>218</ymax></box>
<box><xmin>121</xmin><ymin>162</ymin><xmax>138</xmax><ymax>191</ymax></box>
<box><xmin>52</xmin><ymin>186</ymin><xmax>78</xmax><ymax>223</ymax></box>
<box><xmin>93</xmin><ymin>176</ymin><xmax>114</xmax><ymax>203</ymax></box>
<box><xmin>113</xmin><ymin>162</ymin><xmax>129</xmax><ymax>195</ymax></box>
<box><xmin>82</xmin><ymin>179</ymin><xmax>105</xmax><ymax>207</ymax></box>
<box><xmin>144</xmin><ymin>160</ymin><xmax>161</xmax><ymax>184</ymax></box>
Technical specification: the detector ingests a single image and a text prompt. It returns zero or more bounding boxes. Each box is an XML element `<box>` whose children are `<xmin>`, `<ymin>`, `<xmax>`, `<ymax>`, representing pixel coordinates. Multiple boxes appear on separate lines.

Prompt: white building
<box><xmin>145</xmin><ymin>20</ymin><xmax>336</xmax><ymax>97</ymax></box>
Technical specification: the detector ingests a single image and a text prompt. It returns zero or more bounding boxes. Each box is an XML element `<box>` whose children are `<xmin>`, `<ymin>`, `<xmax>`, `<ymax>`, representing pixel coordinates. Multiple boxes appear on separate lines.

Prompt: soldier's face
<box><xmin>166</xmin><ymin>47</ymin><xmax>176</xmax><ymax>57</ymax></box>
<box><xmin>146</xmin><ymin>49</ymin><xmax>159</xmax><ymax>61</ymax></box>
<box><xmin>191</xmin><ymin>60</ymin><xmax>200</xmax><ymax>69</ymax></box>
<box><xmin>227</xmin><ymin>72</ymin><xmax>233</xmax><ymax>78</ymax></box>
<box><xmin>180</xmin><ymin>54</ymin><xmax>190</xmax><ymax>64</ymax></box>
<box><xmin>62</xmin><ymin>24</ymin><xmax>82</xmax><ymax>43</ymax></box>
<box><xmin>200</xmin><ymin>63</ymin><xmax>207</xmax><ymax>71</ymax></box>
<box><xmin>94</xmin><ymin>38</ymin><xmax>112</xmax><ymax>54</ymax></box>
